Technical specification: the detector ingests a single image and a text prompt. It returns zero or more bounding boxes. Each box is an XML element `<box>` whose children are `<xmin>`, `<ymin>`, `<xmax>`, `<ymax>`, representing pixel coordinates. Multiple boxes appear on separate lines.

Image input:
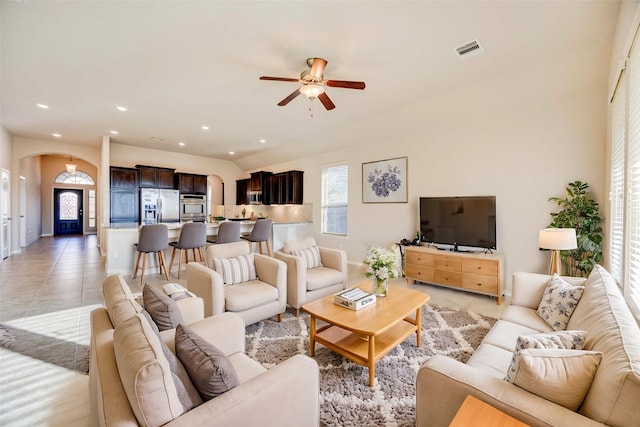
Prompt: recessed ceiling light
<box><xmin>259</xmin><ymin>139</ymin><xmax>267</xmax><ymax>144</ymax></box>
<box><xmin>36</xmin><ymin>103</ymin><xmax>49</xmax><ymax>109</ymax></box>
<box><xmin>178</xmin><ymin>142</ymin><xmax>185</xmax><ymax>146</ymax></box>
<box><xmin>52</xmin><ymin>133</ymin><xmax>61</xmax><ymax>138</ymax></box>
<box><xmin>110</xmin><ymin>130</ymin><xmax>119</xmax><ymax>135</ymax></box>
<box><xmin>201</xmin><ymin>125</ymin><xmax>209</xmax><ymax>131</ymax></box>
<box><xmin>116</xmin><ymin>106</ymin><xmax>127</xmax><ymax>112</ymax></box>
<box><xmin>229</xmin><ymin>151</ymin><xmax>235</xmax><ymax>155</ymax></box>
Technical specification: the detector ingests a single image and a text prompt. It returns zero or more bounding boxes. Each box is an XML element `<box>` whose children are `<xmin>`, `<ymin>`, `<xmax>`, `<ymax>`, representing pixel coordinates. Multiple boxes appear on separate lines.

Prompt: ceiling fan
<box><xmin>259</xmin><ymin>57</ymin><xmax>366</xmax><ymax>110</ymax></box>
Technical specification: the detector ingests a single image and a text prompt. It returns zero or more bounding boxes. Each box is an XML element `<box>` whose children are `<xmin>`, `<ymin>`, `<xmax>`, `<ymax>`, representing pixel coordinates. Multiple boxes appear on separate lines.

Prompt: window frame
<box><xmin>321</xmin><ymin>162</ymin><xmax>348</xmax><ymax>236</ymax></box>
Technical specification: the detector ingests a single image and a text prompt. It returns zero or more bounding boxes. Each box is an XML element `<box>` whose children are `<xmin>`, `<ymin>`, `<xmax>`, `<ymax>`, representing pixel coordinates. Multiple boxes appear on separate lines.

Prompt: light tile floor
<box><xmin>0</xmin><ymin>235</ymin><xmax>507</xmax><ymax>426</ymax></box>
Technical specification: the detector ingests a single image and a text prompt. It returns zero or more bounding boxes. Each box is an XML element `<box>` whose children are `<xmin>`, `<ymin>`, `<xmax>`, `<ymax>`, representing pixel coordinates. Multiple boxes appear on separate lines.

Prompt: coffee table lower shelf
<box><xmin>312</xmin><ymin>319</ymin><xmax>418</xmax><ymax>385</ymax></box>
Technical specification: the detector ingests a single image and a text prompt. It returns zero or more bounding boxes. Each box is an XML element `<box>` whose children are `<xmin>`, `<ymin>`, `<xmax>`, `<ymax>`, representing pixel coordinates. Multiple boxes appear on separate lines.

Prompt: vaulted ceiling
<box><xmin>1</xmin><ymin>1</ymin><xmax>621</xmax><ymax>170</ymax></box>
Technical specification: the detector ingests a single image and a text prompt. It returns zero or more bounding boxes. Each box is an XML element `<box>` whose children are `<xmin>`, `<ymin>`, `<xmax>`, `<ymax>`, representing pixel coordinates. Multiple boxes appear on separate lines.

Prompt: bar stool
<box><xmin>207</xmin><ymin>221</ymin><xmax>241</xmax><ymax>244</ymax></box>
<box><xmin>134</xmin><ymin>224</ymin><xmax>169</xmax><ymax>284</ymax></box>
<box><xmin>169</xmin><ymin>222</ymin><xmax>207</xmax><ymax>279</ymax></box>
<box><xmin>241</xmin><ymin>218</ymin><xmax>272</xmax><ymax>256</ymax></box>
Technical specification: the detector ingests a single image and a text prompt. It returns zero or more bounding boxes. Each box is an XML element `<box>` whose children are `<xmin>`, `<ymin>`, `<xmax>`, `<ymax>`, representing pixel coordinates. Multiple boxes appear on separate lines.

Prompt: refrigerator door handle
<box><xmin>157</xmin><ymin>198</ymin><xmax>162</xmax><ymax>222</ymax></box>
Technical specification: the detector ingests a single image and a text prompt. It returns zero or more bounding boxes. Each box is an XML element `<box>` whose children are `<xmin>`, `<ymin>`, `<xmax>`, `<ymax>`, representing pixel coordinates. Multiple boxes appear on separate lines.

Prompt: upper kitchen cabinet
<box><xmin>236</xmin><ymin>178</ymin><xmax>249</xmax><ymax>205</ymax></box>
<box><xmin>267</xmin><ymin>170</ymin><xmax>304</xmax><ymax>204</ymax></box>
<box><xmin>250</xmin><ymin>171</ymin><xmax>272</xmax><ymax>204</ymax></box>
<box><xmin>110</xmin><ymin>166</ymin><xmax>138</xmax><ymax>190</ymax></box>
<box><xmin>175</xmin><ymin>173</ymin><xmax>207</xmax><ymax>194</ymax></box>
<box><xmin>136</xmin><ymin>165</ymin><xmax>175</xmax><ymax>189</ymax></box>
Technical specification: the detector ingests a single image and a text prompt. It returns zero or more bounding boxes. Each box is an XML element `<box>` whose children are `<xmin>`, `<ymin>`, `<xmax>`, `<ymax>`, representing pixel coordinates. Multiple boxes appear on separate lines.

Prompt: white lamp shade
<box><xmin>538</xmin><ymin>228</ymin><xmax>577</xmax><ymax>250</ymax></box>
<box><xmin>65</xmin><ymin>163</ymin><xmax>77</xmax><ymax>174</ymax></box>
<box><xmin>299</xmin><ymin>84</ymin><xmax>325</xmax><ymax>99</ymax></box>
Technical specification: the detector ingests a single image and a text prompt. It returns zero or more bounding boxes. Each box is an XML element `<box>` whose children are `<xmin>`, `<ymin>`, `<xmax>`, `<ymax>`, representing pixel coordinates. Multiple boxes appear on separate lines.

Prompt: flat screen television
<box><xmin>419</xmin><ymin>196</ymin><xmax>497</xmax><ymax>250</ymax></box>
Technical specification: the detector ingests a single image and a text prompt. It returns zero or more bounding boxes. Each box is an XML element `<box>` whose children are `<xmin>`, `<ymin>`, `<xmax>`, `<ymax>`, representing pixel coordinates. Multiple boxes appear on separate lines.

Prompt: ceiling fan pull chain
<box><xmin>309</xmin><ymin>98</ymin><xmax>314</xmax><ymax>118</ymax></box>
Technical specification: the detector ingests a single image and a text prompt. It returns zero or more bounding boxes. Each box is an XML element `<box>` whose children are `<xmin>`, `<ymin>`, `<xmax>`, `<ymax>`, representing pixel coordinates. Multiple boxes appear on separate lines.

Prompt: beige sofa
<box><xmin>416</xmin><ymin>265</ymin><xmax>640</xmax><ymax>427</ymax></box>
<box><xmin>90</xmin><ymin>274</ymin><xmax>319</xmax><ymax>427</ymax></box>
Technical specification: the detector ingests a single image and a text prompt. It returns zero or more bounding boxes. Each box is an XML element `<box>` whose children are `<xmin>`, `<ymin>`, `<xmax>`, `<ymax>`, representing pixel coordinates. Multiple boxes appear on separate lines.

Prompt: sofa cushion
<box><xmin>102</xmin><ymin>274</ymin><xmax>142</xmax><ymax>325</ymax></box>
<box><xmin>481</xmin><ymin>320</ymin><xmax>542</xmax><ymax>352</ymax></box>
<box><xmin>110</xmin><ymin>299</ymin><xmax>143</xmax><ymax>327</ymax></box>
<box><xmin>567</xmin><ymin>265</ymin><xmax>640</xmax><ymax>426</ymax></box>
<box><xmin>507</xmin><ymin>348</ymin><xmax>602</xmax><ymax>411</ymax></box>
<box><xmin>499</xmin><ymin>305</ymin><xmax>554</xmax><ymax>332</ymax></box>
<box><xmin>505</xmin><ymin>330</ymin><xmax>587</xmax><ymax>382</ymax></box>
<box><xmin>175</xmin><ymin>324</ymin><xmax>240</xmax><ymax>400</ymax></box>
<box><xmin>283</xmin><ymin>237</ymin><xmax>317</xmax><ymax>254</ymax></box>
<box><xmin>113</xmin><ymin>313</ymin><xmax>186</xmax><ymax>427</ymax></box>
<box><xmin>466</xmin><ymin>343</ymin><xmax>515</xmax><ymax>379</ymax></box>
<box><xmin>143</xmin><ymin>284</ymin><xmax>185</xmax><ymax>331</ymax></box>
<box><xmin>536</xmin><ymin>274</ymin><xmax>584</xmax><ymax>331</ymax></box>
<box><xmin>306</xmin><ymin>266</ymin><xmax>344</xmax><ymax>291</ymax></box>
<box><xmin>291</xmin><ymin>245</ymin><xmax>323</xmax><ymax>269</ymax></box>
<box><xmin>224</xmin><ymin>281</ymin><xmax>279</xmax><ymax>312</ymax></box>
<box><xmin>212</xmin><ymin>254</ymin><xmax>257</xmax><ymax>286</ymax></box>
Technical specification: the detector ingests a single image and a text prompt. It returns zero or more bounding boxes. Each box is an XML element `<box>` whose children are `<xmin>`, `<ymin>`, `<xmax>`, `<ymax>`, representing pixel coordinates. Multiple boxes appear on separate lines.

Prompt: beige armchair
<box><xmin>275</xmin><ymin>237</ymin><xmax>347</xmax><ymax>316</ymax></box>
<box><xmin>186</xmin><ymin>241</ymin><xmax>287</xmax><ymax>326</ymax></box>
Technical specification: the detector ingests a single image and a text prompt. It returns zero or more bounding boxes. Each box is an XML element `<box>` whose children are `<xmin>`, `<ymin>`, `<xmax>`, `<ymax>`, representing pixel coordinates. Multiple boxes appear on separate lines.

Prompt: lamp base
<box><xmin>549</xmin><ymin>250</ymin><xmax>561</xmax><ymax>276</ymax></box>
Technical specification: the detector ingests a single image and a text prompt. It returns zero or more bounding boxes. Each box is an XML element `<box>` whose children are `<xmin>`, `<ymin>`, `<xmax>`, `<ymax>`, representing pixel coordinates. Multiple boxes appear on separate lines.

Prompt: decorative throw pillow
<box><xmin>507</xmin><ymin>348</ymin><xmax>602</xmax><ymax>411</ymax></box>
<box><xmin>212</xmin><ymin>254</ymin><xmax>257</xmax><ymax>285</ymax></box>
<box><xmin>505</xmin><ymin>330</ymin><xmax>587</xmax><ymax>382</ymax></box>
<box><xmin>175</xmin><ymin>324</ymin><xmax>240</xmax><ymax>400</ymax></box>
<box><xmin>291</xmin><ymin>245</ymin><xmax>323</xmax><ymax>269</ymax></box>
<box><xmin>142</xmin><ymin>284</ymin><xmax>185</xmax><ymax>331</ymax></box>
<box><xmin>536</xmin><ymin>274</ymin><xmax>585</xmax><ymax>331</ymax></box>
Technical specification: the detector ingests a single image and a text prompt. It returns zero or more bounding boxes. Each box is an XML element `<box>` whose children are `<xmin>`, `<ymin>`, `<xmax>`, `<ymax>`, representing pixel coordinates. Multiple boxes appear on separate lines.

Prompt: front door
<box><xmin>54</xmin><ymin>189</ymin><xmax>83</xmax><ymax>235</ymax></box>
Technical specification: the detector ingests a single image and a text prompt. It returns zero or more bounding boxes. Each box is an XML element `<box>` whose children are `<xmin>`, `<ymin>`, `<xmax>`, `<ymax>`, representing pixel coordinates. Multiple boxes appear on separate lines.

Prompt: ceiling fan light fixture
<box><xmin>299</xmin><ymin>84</ymin><xmax>325</xmax><ymax>99</ymax></box>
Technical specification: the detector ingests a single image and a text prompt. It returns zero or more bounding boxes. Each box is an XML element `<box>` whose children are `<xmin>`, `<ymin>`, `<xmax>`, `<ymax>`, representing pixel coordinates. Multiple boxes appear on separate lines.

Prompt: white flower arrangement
<box><xmin>363</xmin><ymin>246</ymin><xmax>398</xmax><ymax>285</ymax></box>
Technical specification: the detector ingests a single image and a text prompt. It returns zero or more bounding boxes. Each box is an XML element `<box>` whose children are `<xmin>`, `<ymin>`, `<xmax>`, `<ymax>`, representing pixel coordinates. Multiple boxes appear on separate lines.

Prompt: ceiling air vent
<box><xmin>455</xmin><ymin>39</ymin><xmax>484</xmax><ymax>59</ymax></box>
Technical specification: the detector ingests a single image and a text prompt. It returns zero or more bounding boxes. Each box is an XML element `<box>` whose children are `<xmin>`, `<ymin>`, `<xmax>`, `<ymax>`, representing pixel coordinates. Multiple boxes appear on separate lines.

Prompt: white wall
<box><xmin>258</xmin><ymin>41</ymin><xmax>608</xmax><ymax>295</ymax></box>
<box><xmin>18</xmin><ymin>156</ymin><xmax>42</xmax><ymax>245</ymax></box>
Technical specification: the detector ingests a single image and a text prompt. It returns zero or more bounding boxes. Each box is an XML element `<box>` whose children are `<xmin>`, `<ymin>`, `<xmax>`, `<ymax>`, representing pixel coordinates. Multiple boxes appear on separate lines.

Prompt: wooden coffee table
<box><xmin>302</xmin><ymin>282</ymin><xmax>430</xmax><ymax>386</ymax></box>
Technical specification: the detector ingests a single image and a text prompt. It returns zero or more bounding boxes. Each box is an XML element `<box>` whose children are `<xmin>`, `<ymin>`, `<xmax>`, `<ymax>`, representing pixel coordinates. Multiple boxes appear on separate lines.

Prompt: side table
<box><xmin>449</xmin><ymin>395</ymin><xmax>529</xmax><ymax>427</ymax></box>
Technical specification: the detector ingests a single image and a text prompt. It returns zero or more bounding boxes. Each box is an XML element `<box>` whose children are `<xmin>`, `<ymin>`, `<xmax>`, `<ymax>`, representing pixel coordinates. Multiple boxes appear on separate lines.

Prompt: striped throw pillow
<box><xmin>212</xmin><ymin>254</ymin><xmax>257</xmax><ymax>285</ymax></box>
<box><xmin>292</xmin><ymin>245</ymin><xmax>323</xmax><ymax>269</ymax></box>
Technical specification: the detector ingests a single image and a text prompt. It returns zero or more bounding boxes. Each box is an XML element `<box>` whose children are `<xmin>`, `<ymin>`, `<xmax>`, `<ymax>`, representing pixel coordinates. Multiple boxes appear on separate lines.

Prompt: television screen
<box><xmin>419</xmin><ymin>196</ymin><xmax>496</xmax><ymax>250</ymax></box>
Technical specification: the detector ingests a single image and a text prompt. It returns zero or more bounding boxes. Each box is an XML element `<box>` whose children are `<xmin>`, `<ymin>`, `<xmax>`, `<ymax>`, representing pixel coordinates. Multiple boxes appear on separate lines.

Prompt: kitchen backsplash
<box><xmin>216</xmin><ymin>203</ymin><xmax>313</xmax><ymax>223</ymax></box>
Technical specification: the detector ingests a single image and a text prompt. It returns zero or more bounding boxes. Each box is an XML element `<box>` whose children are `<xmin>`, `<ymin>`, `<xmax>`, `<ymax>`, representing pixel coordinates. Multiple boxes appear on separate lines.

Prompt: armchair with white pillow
<box><xmin>274</xmin><ymin>237</ymin><xmax>347</xmax><ymax>316</ymax></box>
<box><xmin>186</xmin><ymin>241</ymin><xmax>287</xmax><ymax>326</ymax></box>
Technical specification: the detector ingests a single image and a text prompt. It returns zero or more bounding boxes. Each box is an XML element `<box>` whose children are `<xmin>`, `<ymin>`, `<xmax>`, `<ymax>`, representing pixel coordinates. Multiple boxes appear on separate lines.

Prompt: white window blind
<box><xmin>322</xmin><ymin>164</ymin><xmax>348</xmax><ymax>235</ymax></box>
<box><xmin>609</xmin><ymin>72</ymin><xmax>626</xmax><ymax>284</ymax></box>
<box><xmin>625</xmin><ymin>36</ymin><xmax>640</xmax><ymax>319</ymax></box>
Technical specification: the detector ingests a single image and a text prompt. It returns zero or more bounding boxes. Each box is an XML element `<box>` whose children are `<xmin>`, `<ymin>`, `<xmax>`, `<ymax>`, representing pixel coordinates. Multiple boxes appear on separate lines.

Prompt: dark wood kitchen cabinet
<box><xmin>110</xmin><ymin>167</ymin><xmax>139</xmax><ymax>223</ymax></box>
<box><xmin>236</xmin><ymin>178</ymin><xmax>249</xmax><ymax>205</ymax></box>
<box><xmin>270</xmin><ymin>170</ymin><xmax>303</xmax><ymax>204</ymax></box>
<box><xmin>175</xmin><ymin>173</ymin><xmax>207</xmax><ymax>194</ymax></box>
<box><xmin>136</xmin><ymin>165</ymin><xmax>175</xmax><ymax>189</ymax></box>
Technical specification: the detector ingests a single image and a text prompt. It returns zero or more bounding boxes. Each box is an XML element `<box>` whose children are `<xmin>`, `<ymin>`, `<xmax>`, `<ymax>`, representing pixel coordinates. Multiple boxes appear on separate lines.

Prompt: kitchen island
<box><xmin>103</xmin><ymin>220</ymin><xmax>309</xmax><ymax>276</ymax></box>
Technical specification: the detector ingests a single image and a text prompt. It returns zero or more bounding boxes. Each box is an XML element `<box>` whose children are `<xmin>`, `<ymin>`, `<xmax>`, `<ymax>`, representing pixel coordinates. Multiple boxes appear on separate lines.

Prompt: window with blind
<box><xmin>322</xmin><ymin>164</ymin><xmax>348</xmax><ymax>235</ymax></box>
<box><xmin>609</xmin><ymin>27</ymin><xmax>640</xmax><ymax>320</ymax></box>
<box><xmin>609</xmin><ymin>72</ymin><xmax>626</xmax><ymax>283</ymax></box>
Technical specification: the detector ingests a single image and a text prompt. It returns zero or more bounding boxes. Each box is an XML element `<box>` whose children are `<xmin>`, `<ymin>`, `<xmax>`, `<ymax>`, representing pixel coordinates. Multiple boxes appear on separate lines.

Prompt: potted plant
<box><xmin>548</xmin><ymin>180</ymin><xmax>603</xmax><ymax>276</ymax></box>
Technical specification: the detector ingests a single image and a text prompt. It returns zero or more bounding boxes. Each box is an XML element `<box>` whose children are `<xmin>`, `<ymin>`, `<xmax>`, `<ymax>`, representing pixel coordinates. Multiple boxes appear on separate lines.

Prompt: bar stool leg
<box><xmin>134</xmin><ymin>251</ymin><xmax>142</xmax><ymax>278</ymax></box>
<box><xmin>266</xmin><ymin>240</ymin><xmax>272</xmax><ymax>257</ymax></box>
<box><xmin>169</xmin><ymin>247</ymin><xmax>178</xmax><ymax>278</ymax></box>
<box><xmin>159</xmin><ymin>250</ymin><xmax>170</xmax><ymax>281</ymax></box>
<box><xmin>140</xmin><ymin>252</ymin><xmax>147</xmax><ymax>284</ymax></box>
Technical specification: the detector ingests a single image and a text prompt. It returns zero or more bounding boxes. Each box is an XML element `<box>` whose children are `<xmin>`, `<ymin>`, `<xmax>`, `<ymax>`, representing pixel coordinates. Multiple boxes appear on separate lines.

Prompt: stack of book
<box><xmin>334</xmin><ymin>288</ymin><xmax>376</xmax><ymax>311</ymax></box>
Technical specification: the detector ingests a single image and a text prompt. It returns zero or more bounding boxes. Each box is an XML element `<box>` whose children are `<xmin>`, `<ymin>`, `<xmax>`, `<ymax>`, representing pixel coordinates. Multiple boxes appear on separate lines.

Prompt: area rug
<box><xmin>245</xmin><ymin>304</ymin><xmax>496</xmax><ymax>427</ymax></box>
<box><xmin>0</xmin><ymin>324</ymin><xmax>90</xmax><ymax>374</ymax></box>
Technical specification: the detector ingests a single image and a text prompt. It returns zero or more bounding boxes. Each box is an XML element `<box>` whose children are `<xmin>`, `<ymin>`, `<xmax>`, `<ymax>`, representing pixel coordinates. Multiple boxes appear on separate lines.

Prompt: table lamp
<box><xmin>538</xmin><ymin>228</ymin><xmax>577</xmax><ymax>275</ymax></box>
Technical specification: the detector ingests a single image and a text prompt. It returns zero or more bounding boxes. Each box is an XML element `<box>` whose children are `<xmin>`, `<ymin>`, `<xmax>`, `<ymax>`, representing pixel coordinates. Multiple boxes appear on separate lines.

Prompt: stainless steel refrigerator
<box><xmin>140</xmin><ymin>189</ymin><xmax>180</xmax><ymax>224</ymax></box>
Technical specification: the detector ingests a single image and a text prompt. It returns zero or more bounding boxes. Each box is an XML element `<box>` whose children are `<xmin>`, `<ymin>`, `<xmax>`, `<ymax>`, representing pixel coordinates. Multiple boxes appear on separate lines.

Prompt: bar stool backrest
<box><xmin>177</xmin><ymin>222</ymin><xmax>207</xmax><ymax>249</ymax></box>
<box><xmin>215</xmin><ymin>221</ymin><xmax>241</xmax><ymax>244</ymax></box>
<box><xmin>137</xmin><ymin>224</ymin><xmax>169</xmax><ymax>253</ymax></box>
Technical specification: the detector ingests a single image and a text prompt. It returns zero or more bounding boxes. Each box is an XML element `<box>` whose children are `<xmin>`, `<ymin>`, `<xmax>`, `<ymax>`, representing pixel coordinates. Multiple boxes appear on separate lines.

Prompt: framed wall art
<box><xmin>362</xmin><ymin>156</ymin><xmax>408</xmax><ymax>203</ymax></box>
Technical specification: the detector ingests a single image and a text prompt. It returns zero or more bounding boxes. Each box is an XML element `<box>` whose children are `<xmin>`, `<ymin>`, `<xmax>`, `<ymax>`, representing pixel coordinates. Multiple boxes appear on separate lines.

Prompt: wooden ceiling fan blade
<box><xmin>318</xmin><ymin>92</ymin><xmax>336</xmax><ymax>110</ymax></box>
<box><xmin>260</xmin><ymin>76</ymin><xmax>299</xmax><ymax>82</ymax></box>
<box><xmin>309</xmin><ymin>58</ymin><xmax>328</xmax><ymax>78</ymax></box>
<box><xmin>278</xmin><ymin>89</ymin><xmax>302</xmax><ymax>106</ymax></box>
<box><xmin>326</xmin><ymin>80</ymin><xmax>366</xmax><ymax>90</ymax></box>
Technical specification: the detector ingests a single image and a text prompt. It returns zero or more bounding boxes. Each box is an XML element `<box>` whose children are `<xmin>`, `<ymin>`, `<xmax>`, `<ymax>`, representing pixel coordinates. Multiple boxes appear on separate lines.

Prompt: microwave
<box><xmin>180</xmin><ymin>194</ymin><xmax>206</xmax><ymax>221</ymax></box>
<box><xmin>248</xmin><ymin>190</ymin><xmax>262</xmax><ymax>205</ymax></box>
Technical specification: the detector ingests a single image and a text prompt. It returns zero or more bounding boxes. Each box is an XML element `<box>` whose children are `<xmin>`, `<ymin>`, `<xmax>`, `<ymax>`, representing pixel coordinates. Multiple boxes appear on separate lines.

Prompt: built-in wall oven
<box><xmin>179</xmin><ymin>194</ymin><xmax>206</xmax><ymax>222</ymax></box>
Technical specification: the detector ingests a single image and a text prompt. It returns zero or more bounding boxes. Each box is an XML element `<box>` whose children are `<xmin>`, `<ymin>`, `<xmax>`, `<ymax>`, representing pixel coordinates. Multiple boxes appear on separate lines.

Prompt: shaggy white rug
<box><xmin>245</xmin><ymin>304</ymin><xmax>496</xmax><ymax>427</ymax></box>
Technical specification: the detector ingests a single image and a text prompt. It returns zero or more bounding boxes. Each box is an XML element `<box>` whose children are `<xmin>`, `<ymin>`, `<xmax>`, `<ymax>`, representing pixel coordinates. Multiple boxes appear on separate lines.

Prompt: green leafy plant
<box><xmin>548</xmin><ymin>181</ymin><xmax>603</xmax><ymax>276</ymax></box>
